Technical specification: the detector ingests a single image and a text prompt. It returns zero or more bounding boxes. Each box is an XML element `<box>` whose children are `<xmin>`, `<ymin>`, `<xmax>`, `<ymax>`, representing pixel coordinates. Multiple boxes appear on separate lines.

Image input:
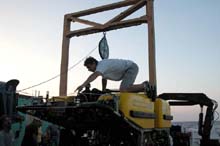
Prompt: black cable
<box><xmin>17</xmin><ymin>46</ymin><xmax>97</xmax><ymax>93</ymax></box>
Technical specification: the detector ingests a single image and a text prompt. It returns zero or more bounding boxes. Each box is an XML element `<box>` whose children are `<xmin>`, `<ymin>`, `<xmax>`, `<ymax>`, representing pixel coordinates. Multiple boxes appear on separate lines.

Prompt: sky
<box><xmin>0</xmin><ymin>0</ymin><xmax>219</xmax><ymax>122</ymax></box>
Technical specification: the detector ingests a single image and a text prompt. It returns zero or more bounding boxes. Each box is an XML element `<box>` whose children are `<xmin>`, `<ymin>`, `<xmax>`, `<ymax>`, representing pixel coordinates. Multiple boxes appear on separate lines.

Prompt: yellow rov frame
<box><xmin>98</xmin><ymin>92</ymin><xmax>171</xmax><ymax>129</ymax></box>
<box><xmin>47</xmin><ymin>91</ymin><xmax>172</xmax><ymax>146</ymax></box>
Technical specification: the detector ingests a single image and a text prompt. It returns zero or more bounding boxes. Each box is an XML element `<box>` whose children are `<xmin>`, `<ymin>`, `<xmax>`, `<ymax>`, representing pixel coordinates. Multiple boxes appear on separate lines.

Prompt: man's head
<box><xmin>84</xmin><ymin>57</ymin><xmax>98</xmax><ymax>72</ymax></box>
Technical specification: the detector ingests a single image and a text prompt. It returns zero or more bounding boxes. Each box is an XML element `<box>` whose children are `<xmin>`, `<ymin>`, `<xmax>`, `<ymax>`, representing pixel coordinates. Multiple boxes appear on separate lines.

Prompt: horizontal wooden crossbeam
<box><xmin>67</xmin><ymin>16</ymin><xmax>148</xmax><ymax>37</ymax></box>
<box><xmin>66</xmin><ymin>0</ymin><xmax>142</xmax><ymax>18</ymax></box>
<box><xmin>70</xmin><ymin>17</ymin><xmax>103</xmax><ymax>27</ymax></box>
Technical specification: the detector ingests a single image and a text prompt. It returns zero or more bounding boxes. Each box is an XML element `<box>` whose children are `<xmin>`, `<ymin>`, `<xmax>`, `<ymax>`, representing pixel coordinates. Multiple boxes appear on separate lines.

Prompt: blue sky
<box><xmin>0</xmin><ymin>0</ymin><xmax>219</xmax><ymax>121</ymax></box>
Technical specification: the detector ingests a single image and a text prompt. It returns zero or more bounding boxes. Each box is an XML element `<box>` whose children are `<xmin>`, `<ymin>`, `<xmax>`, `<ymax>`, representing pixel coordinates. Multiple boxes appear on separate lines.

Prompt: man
<box><xmin>0</xmin><ymin>115</ymin><xmax>14</xmax><ymax>146</ymax></box>
<box><xmin>21</xmin><ymin>119</ymin><xmax>42</xmax><ymax>146</ymax></box>
<box><xmin>75</xmin><ymin>57</ymin><xmax>146</xmax><ymax>93</ymax></box>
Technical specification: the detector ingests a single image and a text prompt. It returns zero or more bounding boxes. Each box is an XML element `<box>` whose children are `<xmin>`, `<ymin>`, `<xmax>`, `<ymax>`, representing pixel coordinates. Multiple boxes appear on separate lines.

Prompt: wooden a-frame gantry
<box><xmin>59</xmin><ymin>0</ymin><xmax>156</xmax><ymax>96</ymax></box>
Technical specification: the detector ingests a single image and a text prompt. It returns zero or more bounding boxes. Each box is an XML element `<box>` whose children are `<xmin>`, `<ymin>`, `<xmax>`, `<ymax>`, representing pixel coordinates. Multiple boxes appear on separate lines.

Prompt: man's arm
<box><xmin>75</xmin><ymin>71</ymin><xmax>102</xmax><ymax>92</ymax></box>
<box><xmin>102</xmin><ymin>78</ymin><xmax>107</xmax><ymax>91</ymax></box>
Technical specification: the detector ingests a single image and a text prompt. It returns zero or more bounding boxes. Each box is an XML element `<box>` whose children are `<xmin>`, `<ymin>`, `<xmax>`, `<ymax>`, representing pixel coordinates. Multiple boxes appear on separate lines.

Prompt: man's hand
<box><xmin>75</xmin><ymin>71</ymin><xmax>102</xmax><ymax>93</ymax></box>
<box><xmin>75</xmin><ymin>85</ymin><xmax>84</xmax><ymax>93</ymax></box>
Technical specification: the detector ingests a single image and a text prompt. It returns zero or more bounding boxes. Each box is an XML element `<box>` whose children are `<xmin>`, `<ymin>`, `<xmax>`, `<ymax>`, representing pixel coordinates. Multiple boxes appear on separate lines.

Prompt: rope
<box><xmin>17</xmin><ymin>46</ymin><xmax>97</xmax><ymax>93</ymax></box>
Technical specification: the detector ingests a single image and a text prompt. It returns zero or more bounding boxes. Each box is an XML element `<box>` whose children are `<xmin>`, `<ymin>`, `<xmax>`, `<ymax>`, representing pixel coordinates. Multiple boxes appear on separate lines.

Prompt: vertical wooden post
<box><xmin>59</xmin><ymin>15</ymin><xmax>71</xmax><ymax>96</ymax></box>
<box><xmin>147</xmin><ymin>0</ymin><xmax>157</xmax><ymax>95</ymax></box>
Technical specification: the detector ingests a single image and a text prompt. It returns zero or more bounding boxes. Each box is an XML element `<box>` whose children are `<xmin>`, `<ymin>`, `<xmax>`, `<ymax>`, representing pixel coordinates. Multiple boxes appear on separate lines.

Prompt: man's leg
<box><xmin>120</xmin><ymin>84</ymin><xmax>144</xmax><ymax>92</ymax></box>
<box><xmin>120</xmin><ymin>63</ymin><xmax>143</xmax><ymax>92</ymax></box>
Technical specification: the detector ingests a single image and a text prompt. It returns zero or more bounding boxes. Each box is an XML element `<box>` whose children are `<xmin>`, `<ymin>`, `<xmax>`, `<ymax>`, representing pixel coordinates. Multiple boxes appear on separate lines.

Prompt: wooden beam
<box><xmin>67</xmin><ymin>16</ymin><xmax>148</xmax><ymax>37</ymax></box>
<box><xmin>70</xmin><ymin>17</ymin><xmax>103</xmax><ymax>27</ymax></box>
<box><xmin>67</xmin><ymin>0</ymin><xmax>141</xmax><ymax>17</ymax></box>
<box><xmin>105</xmin><ymin>0</ymin><xmax>146</xmax><ymax>24</ymax></box>
<box><xmin>146</xmin><ymin>0</ymin><xmax>157</xmax><ymax>95</ymax></box>
<box><xmin>59</xmin><ymin>16</ymin><xmax>71</xmax><ymax>96</ymax></box>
